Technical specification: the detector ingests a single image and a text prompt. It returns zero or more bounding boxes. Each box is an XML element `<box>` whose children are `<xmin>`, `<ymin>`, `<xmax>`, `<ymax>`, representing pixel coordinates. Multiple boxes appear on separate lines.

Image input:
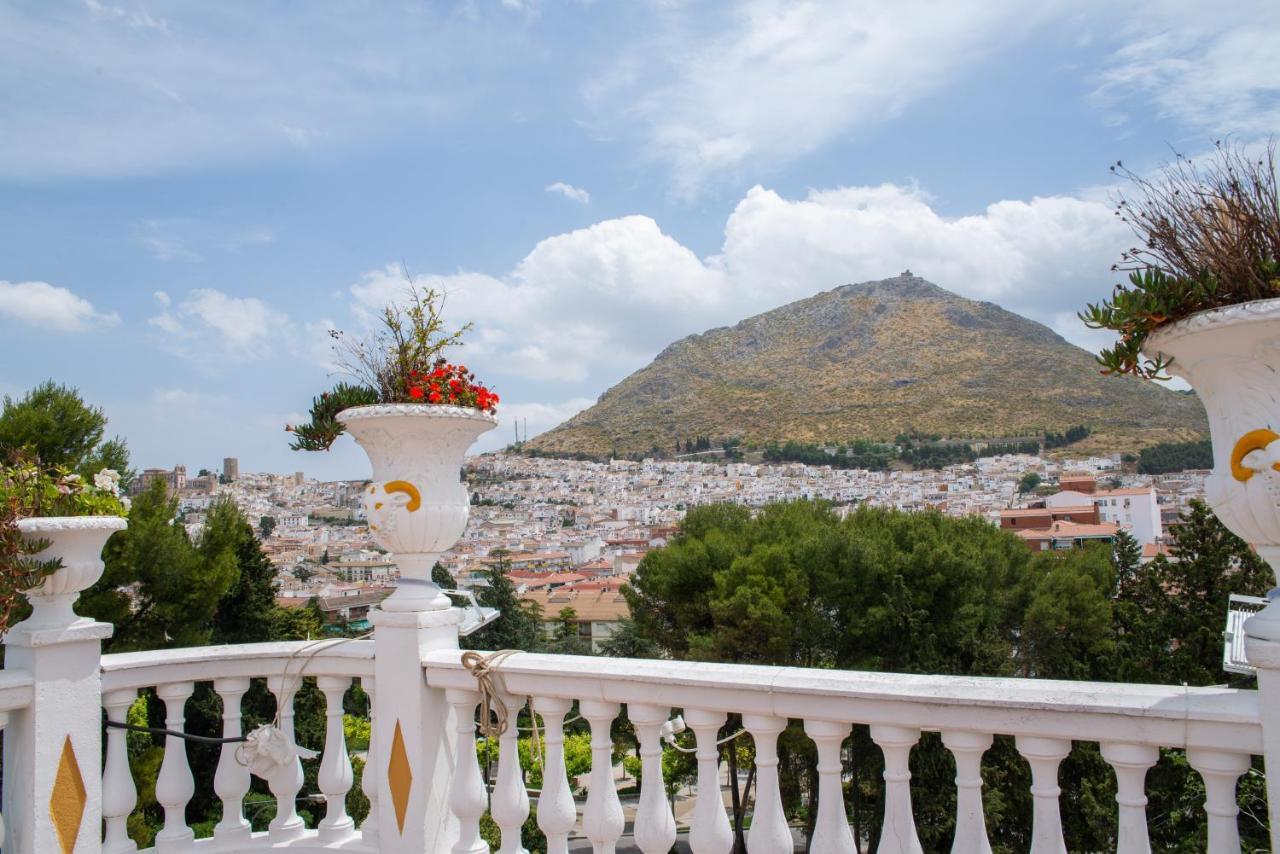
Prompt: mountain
<box><xmin>527</xmin><ymin>272</ymin><xmax>1208</xmax><ymax>458</ymax></box>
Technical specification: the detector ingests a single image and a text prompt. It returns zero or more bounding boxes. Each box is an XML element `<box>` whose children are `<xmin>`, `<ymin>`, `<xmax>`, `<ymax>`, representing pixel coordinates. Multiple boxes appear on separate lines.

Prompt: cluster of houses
<box><xmin>152</xmin><ymin>451</ymin><xmax>1207</xmax><ymax>647</ymax></box>
<box><xmin>998</xmin><ymin>474</ymin><xmax>1167</xmax><ymax>555</ymax></box>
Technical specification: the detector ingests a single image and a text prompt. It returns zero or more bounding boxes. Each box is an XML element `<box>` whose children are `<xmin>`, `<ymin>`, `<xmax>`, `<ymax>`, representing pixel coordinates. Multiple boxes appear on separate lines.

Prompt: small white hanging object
<box><xmin>239</xmin><ymin>724</ymin><xmax>318</xmax><ymax>779</ymax></box>
<box><xmin>660</xmin><ymin>715</ymin><xmax>686</xmax><ymax>745</ymax></box>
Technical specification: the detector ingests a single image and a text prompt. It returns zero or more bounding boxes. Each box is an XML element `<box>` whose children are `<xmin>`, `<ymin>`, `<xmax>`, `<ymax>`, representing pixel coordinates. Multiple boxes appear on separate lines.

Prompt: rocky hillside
<box><xmin>527</xmin><ymin>273</ymin><xmax>1208</xmax><ymax>458</ymax></box>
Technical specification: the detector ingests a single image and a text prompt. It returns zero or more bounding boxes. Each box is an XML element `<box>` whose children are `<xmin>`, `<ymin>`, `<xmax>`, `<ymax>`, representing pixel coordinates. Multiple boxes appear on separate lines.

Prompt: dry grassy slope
<box><xmin>528</xmin><ymin>273</ymin><xmax>1208</xmax><ymax>457</ymax></box>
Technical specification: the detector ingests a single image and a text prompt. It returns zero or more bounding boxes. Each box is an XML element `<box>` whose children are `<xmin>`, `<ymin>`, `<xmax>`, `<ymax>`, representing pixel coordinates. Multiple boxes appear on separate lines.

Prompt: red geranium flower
<box><xmin>409</xmin><ymin>386</ymin><xmax>424</xmax><ymax>400</ymax></box>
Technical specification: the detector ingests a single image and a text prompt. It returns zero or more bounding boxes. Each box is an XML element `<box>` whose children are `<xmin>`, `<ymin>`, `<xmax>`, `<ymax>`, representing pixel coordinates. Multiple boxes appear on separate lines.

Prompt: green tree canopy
<box><xmin>624</xmin><ymin>498</ymin><xmax>1270</xmax><ymax>852</ymax></box>
<box><xmin>464</xmin><ymin>564</ymin><xmax>543</xmax><ymax>652</ymax></box>
<box><xmin>0</xmin><ymin>380</ymin><xmax>132</xmax><ymax>485</ymax></box>
<box><xmin>627</xmin><ymin>501</ymin><xmax>1035</xmax><ymax>674</ymax></box>
<box><xmin>82</xmin><ymin>483</ymin><xmax>241</xmax><ymax>651</ymax></box>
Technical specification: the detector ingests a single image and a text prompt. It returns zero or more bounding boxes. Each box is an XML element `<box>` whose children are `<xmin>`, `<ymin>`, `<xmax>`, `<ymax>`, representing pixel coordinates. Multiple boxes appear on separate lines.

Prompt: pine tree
<box><xmin>211</xmin><ymin>500</ymin><xmax>281</xmax><ymax>645</ymax></box>
<box><xmin>0</xmin><ymin>380</ymin><xmax>134</xmax><ymax>487</ymax></box>
<box><xmin>464</xmin><ymin>565</ymin><xmax>543</xmax><ymax>652</ymax></box>
<box><xmin>84</xmin><ymin>481</ymin><xmax>239</xmax><ymax>652</ymax></box>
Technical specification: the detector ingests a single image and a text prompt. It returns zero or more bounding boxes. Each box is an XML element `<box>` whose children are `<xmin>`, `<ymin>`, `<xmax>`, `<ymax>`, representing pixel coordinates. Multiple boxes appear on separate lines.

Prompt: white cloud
<box><xmin>350</xmin><ymin>216</ymin><xmax>729</xmax><ymax>382</ymax></box>
<box><xmin>149</xmin><ymin>288</ymin><xmax>290</xmax><ymax>360</ymax></box>
<box><xmin>592</xmin><ymin>0</ymin><xmax>1057</xmax><ymax>198</ymax></box>
<box><xmin>545</xmin><ymin>182</ymin><xmax>591</xmax><ymax>204</ymax></box>
<box><xmin>134</xmin><ymin>218</ymin><xmax>275</xmax><ymax>262</ymax></box>
<box><xmin>714</xmin><ymin>184</ymin><xmax>1128</xmax><ymax>325</ymax></box>
<box><xmin>0</xmin><ymin>280</ymin><xmax>119</xmax><ymax>331</ymax></box>
<box><xmin>1093</xmin><ymin>2</ymin><xmax>1280</xmax><ymax>135</ymax></box>
<box><xmin>135</xmin><ymin>220</ymin><xmax>202</xmax><ymax>262</ymax></box>
<box><xmin>0</xmin><ymin>4</ymin><xmax>501</xmax><ymax>179</ymax></box>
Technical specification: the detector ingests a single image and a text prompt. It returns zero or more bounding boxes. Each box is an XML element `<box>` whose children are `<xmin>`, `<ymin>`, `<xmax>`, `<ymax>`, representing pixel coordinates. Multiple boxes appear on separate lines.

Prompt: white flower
<box><xmin>94</xmin><ymin>468</ymin><xmax>122</xmax><ymax>495</ymax></box>
<box><xmin>64</xmin><ymin>473</ymin><xmax>81</xmax><ymax>483</ymax></box>
<box><xmin>120</xmin><ymin>496</ymin><xmax>131</xmax><ymax>512</ymax></box>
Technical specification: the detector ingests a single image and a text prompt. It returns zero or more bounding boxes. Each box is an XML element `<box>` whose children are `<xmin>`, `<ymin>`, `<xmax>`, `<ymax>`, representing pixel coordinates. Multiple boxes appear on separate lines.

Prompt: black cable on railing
<box><xmin>104</xmin><ymin>720</ymin><xmax>247</xmax><ymax>745</ymax></box>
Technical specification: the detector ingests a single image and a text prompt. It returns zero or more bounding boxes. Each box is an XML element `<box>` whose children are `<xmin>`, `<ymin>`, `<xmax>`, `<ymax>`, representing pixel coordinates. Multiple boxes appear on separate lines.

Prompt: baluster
<box><xmin>941</xmin><ymin>730</ymin><xmax>993</xmax><ymax>854</ymax></box>
<box><xmin>805</xmin><ymin>719</ymin><xmax>856</xmax><ymax>853</ymax></box>
<box><xmin>685</xmin><ymin>708</ymin><xmax>733</xmax><ymax>854</ymax></box>
<box><xmin>742</xmin><ymin>714</ymin><xmax>791</xmax><ymax>854</ymax></box>
<box><xmin>1015</xmin><ymin>735</ymin><xmax>1070</xmax><ymax>854</ymax></box>
<box><xmin>318</xmin><ymin>676</ymin><xmax>356</xmax><ymax>842</ymax></box>
<box><xmin>361</xmin><ymin>676</ymin><xmax>380</xmax><ymax>847</ymax></box>
<box><xmin>267</xmin><ymin>674</ymin><xmax>307</xmax><ymax>841</ymax></box>
<box><xmin>0</xmin><ymin>710</ymin><xmax>6</xmax><ymax>844</ymax></box>
<box><xmin>1187</xmin><ymin>748</ymin><xmax>1251</xmax><ymax>854</ymax></box>
<box><xmin>1101</xmin><ymin>742</ymin><xmax>1157</xmax><ymax>854</ymax></box>
<box><xmin>629</xmin><ymin>703</ymin><xmax>677</xmax><ymax>854</ymax></box>
<box><xmin>534</xmin><ymin>696</ymin><xmax>577</xmax><ymax>854</ymax></box>
<box><xmin>871</xmin><ymin>724</ymin><xmax>924</xmax><ymax>854</ymax></box>
<box><xmin>102</xmin><ymin>689</ymin><xmax>139</xmax><ymax>854</ymax></box>
<box><xmin>154</xmin><ymin>681</ymin><xmax>196</xmax><ymax>852</ymax></box>
<box><xmin>581</xmin><ymin>699</ymin><xmax>625</xmax><ymax>854</ymax></box>
<box><xmin>212</xmin><ymin>677</ymin><xmax>251</xmax><ymax>846</ymax></box>
<box><xmin>447</xmin><ymin>688</ymin><xmax>488</xmax><ymax>854</ymax></box>
<box><xmin>491</xmin><ymin>691</ymin><xmax>530</xmax><ymax>854</ymax></box>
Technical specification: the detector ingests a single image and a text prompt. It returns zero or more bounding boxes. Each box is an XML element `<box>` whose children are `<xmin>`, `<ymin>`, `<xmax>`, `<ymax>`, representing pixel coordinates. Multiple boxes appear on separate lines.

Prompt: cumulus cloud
<box><xmin>0</xmin><ymin>280</ymin><xmax>119</xmax><ymax>331</ymax></box>
<box><xmin>715</xmin><ymin>185</ymin><xmax>1128</xmax><ymax>324</ymax></box>
<box><xmin>545</xmin><ymin>182</ymin><xmax>591</xmax><ymax>204</ymax></box>
<box><xmin>149</xmin><ymin>288</ymin><xmax>290</xmax><ymax>360</ymax></box>
<box><xmin>349</xmin><ymin>216</ymin><xmax>729</xmax><ymax>381</ymax></box>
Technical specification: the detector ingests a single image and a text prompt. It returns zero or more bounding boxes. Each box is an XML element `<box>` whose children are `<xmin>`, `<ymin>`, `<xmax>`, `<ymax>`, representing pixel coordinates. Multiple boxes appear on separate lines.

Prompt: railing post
<box><xmin>1243</xmin><ymin>629</ymin><xmax>1280</xmax><ymax>854</ymax></box>
<box><xmin>1</xmin><ymin>612</ymin><xmax>111</xmax><ymax>854</ymax></box>
<box><xmin>370</xmin><ymin>604</ymin><xmax>468</xmax><ymax>853</ymax></box>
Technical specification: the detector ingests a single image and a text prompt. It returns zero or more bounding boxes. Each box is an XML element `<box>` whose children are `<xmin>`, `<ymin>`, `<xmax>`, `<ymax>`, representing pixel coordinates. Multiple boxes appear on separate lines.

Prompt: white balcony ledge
<box><xmin>1</xmin><ymin>607</ymin><xmax>1277</xmax><ymax>854</ymax></box>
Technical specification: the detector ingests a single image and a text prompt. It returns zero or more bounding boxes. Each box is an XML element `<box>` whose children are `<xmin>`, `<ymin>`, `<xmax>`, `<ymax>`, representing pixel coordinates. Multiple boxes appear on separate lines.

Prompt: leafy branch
<box><xmin>286</xmin><ymin>383</ymin><xmax>381</xmax><ymax>452</ymax></box>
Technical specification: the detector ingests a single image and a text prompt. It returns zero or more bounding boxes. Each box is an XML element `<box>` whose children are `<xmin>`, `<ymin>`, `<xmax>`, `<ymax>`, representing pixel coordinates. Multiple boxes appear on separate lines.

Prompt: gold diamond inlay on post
<box><xmin>387</xmin><ymin>719</ymin><xmax>413</xmax><ymax>834</ymax></box>
<box><xmin>50</xmin><ymin>735</ymin><xmax>87</xmax><ymax>854</ymax></box>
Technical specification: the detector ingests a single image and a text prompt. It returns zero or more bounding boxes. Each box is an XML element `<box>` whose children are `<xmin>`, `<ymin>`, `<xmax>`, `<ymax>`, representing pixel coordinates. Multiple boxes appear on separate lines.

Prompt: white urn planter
<box><xmin>1146</xmin><ymin>298</ymin><xmax>1280</xmax><ymax>640</ymax></box>
<box><xmin>338</xmin><ymin>404</ymin><xmax>498</xmax><ymax>612</ymax></box>
<box><xmin>14</xmin><ymin>515</ymin><xmax>127</xmax><ymax>629</ymax></box>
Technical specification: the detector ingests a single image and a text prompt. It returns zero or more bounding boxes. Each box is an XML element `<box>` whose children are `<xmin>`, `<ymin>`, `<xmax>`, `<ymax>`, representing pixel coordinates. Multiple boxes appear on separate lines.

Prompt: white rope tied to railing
<box><xmin>460</xmin><ymin>649</ymin><xmax>550</xmax><ymax>768</ymax></box>
<box><xmin>461</xmin><ymin>649</ymin><xmax>522</xmax><ymax>737</ymax></box>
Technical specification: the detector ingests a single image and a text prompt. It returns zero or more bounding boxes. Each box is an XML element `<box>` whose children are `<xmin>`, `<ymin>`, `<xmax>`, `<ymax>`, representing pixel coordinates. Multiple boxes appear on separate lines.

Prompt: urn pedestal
<box><xmin>1146</xmin><ymin>298</ymin><xmax>1280</xmax><ymax>641</ymax></box>
<box><xmin>338</xmin><ymin>404</ymin><xmax>498</xmax><ymax>613</ymax></box>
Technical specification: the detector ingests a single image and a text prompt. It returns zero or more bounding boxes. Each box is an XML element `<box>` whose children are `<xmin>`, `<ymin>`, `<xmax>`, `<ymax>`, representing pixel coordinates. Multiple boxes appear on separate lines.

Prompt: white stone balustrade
<box><xmin>424</xmin><ymin>650</ymin><xmax>1268</xmax><ymax>854</ymax></box>
<box><xmin>2</xmin><ymin>613</ymin><xmax>1280</xmax><ymax>853</ymax></box>
<box><xmin>93</xmin><ymin>641</ymin><xmax>375</xmax><ymax>854</ymax></box>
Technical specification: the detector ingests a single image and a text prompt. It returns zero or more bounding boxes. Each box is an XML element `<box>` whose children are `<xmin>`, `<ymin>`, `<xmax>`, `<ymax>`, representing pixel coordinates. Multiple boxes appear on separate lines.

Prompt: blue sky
<box><xmin>1</xmin><ymin>0</ymin><xmax>1277</xmax><ymax>479</ymax></box>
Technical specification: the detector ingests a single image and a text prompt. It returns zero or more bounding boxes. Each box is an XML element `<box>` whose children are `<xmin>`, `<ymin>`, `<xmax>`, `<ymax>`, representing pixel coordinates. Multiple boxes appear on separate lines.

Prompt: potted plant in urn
<box><xmin>0</xmin><ymin>455</ymin><xmax>129</xmax><ymax>630</ymax></box>
<box><xmin>289</xmin><ymin>286</ymin><xmax>499</xmax><ymax>612</ymax></box>
<box><xmin>1081</xmin><ymin>140</ymin><xmax>1280</xmax><ymax>638</ymax></box>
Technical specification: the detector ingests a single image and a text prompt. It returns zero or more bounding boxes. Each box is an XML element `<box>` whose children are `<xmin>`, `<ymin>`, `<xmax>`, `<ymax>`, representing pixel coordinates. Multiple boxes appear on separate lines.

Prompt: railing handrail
<box><xmin>423</xmin><ymin>650</ymin><xmax>1262</xmax><ymax>753</ymax></box>
<box><xmin>0</xmin><ymin>668</ymin><xmax>34</xmax><ymax>713</ymax></box>
<box><xmin>101</xmin><ymin>639</ymin><xmax>374</xmax><ymax>692</ymax></box>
